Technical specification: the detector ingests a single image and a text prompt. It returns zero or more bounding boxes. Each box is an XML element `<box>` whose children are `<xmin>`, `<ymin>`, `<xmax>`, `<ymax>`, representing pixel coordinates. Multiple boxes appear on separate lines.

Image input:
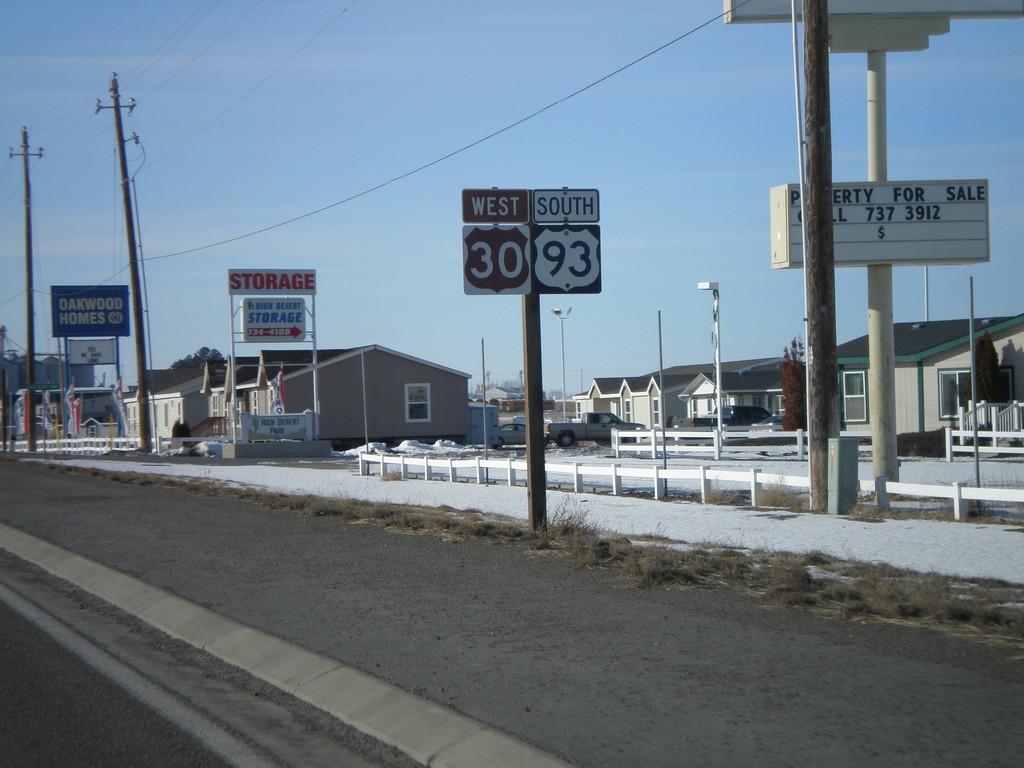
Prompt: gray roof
<box><xmin>611</xmin><ymin>358</ymin><xmax>783</xmax><ymax>395</ymax></box>
<box><xmin>837</xmin><ymin>315</ymin><xmax>1023</xmax><ymax>361</ymax></box>
<box><xmin>146</xmin><ymin>368</ymin><xmax>206</xmax><ymax>395</ymax></box>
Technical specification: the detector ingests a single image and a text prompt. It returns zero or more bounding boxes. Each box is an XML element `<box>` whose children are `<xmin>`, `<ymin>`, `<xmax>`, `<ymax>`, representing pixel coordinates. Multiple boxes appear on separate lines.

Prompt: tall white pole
<box><xmin>559</xmin><ymin>320</ymin><xmax>566</xmax><ymax>419</ymax></box>
<box><xmin>867</xmin><ymin>48</ymin><xmax>899</xmax><ymax>481</ymax></box>
<box><xmin>552</xmin><ymin>308</ymin><xmax>572</xmax><ymax>419</ymax></box>
<box><xmin>657</xmin><ymin>310</ymin><xmax>667</xmax><ymax>470</ymax></box>
<box><xmin>481</xmin><ymin>337</ymin><xmax>489</xmax><ymax>456</ymax></box>
<box><xmin>969</xmin><ymin>277</ymin><xmax>980</xmax><ymax>487</ymax></box>
<box><xmin>790</xmin><ymin>0</ymin><xmax>813</xmax><ymax>493</ymax></box>
<box><xmin>713</xmin><ymin>288</ymin><xmax>723</xmax><ymax>437</ymax></box>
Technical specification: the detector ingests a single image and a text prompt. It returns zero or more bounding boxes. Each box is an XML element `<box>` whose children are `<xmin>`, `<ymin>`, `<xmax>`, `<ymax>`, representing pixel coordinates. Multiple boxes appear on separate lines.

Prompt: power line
<box><xmin>132</xmin><ymin>0</ymin><xmax>264</xmax><ymax>102</ymax></box>
<box><xmin>150</xmin><ymin>6</ymin><xmax>728</xmax><ymax>261</ymax></box>
<box><xmin>123</xmin><ymin>0</ymin><xmax>224</xmax><ymax>86</ymax></box>
<box><xmin>147</xmin><ymin>0</ymin><xmax>360</xmax><ymax>169</ymax></box>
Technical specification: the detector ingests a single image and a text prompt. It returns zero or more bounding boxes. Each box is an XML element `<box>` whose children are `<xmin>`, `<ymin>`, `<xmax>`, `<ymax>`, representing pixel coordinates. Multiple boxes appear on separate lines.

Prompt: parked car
<box><xmin>689</xmin><ymin>405</ymin><xmax>773</xmax><ymax>429</ymax></box>
<box><xmin>492</xmin><ymin>422</ymin><xmax>526</xmax><ymax>447</ymax></box>
<box><xmin>752</xmin><ymin>413</ymin><xmax>783</xmax><ymax>431</ymax></box>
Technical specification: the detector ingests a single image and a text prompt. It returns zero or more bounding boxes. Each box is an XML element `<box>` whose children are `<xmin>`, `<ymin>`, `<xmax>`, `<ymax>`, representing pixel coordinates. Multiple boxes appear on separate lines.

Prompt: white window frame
<box><xmin>405</xmin><ymin>383</ymin><xmax>431</xmax><ymax>422</ymax></box>
<box><xmin>938</xmin><ymin>369</ymin><xmax>971</xmax><ymax>420</ymax></box>
<box><xmin>842</xmin><ymin>370</ymin><xmax>867</xmax><ymax>423</ymax></box>
<box><xmin>652</xmin><ymin>396</ymin><xmax>661</xmax><ymax>428</ymax></box>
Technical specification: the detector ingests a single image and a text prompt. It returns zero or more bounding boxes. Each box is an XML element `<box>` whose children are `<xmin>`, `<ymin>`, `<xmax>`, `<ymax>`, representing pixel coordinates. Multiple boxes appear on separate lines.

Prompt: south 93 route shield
<box><xmin>531</xmin><ymin>225</ymin><xmax>601</xmax><ymax>294</ymax></box>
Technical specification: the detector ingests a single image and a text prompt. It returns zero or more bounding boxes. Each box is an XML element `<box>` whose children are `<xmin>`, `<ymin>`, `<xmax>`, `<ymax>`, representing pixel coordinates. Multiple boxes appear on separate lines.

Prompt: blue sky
<box><xmin>1</xmin><ymin>1</ymin><xmax>1021</xmax><ymax>395</ymax></box>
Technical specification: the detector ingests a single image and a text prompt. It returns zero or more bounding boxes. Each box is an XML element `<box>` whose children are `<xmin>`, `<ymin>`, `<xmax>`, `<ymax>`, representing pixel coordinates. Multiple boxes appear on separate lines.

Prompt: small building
<box><xmin>577</xmin><ymin>358</ymin><xmax>782</xmax><ymax>428</ymax></box>
<box><xmin>201</xmin><ymin>345</ymin><xmax>471</xmax><ymax>448</ymax></box>
<box><xmin>147</xmin><ymin>369</ymin><xmax>209</xmax><ymax>441</ymax></box>
<box><xmin>837</xmin><ymin>313</ymin><xmax>1024</xmax><ymax>433</ymax></box>
<box><xmin>678</xmin><ymin>359</ymin><xmax>784</xmax><ymax>422</ymax></box>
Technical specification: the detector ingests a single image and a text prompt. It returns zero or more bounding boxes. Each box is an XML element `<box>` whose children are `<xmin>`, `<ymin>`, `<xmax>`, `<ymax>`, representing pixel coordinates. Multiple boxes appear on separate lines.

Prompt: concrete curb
<box><xmin>0</xmin><ymin>521</ymin><xmax>573</xmax><ymax>768</ymax></box>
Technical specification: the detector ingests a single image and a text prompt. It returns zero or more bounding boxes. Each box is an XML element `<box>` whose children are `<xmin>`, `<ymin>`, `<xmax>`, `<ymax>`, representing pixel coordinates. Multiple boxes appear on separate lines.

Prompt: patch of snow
<box><xmin>52</xmin><ymin>448</ymin><xmax>1024</xmax><ymax>585</ymax></box>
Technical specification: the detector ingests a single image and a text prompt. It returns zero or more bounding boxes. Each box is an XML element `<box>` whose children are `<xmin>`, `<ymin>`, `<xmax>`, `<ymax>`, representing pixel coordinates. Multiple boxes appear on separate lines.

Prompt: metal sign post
<box><xmin>461</xmin><ymin>187</ymin><xmax>603</xmax><ymax>530</ymax></box>
<box><xmin>228</xmin><ymin>269</ymin><xmax>318</xmax><ymax>444</ymax></box>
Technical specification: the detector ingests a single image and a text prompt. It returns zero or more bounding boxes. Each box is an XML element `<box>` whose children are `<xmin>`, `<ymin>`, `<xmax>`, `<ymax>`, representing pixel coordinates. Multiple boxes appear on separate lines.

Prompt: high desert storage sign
<box><xmin>228</xmin><ymin>269</ymin><xmax>317</xmax><ymax>296</ymax></box>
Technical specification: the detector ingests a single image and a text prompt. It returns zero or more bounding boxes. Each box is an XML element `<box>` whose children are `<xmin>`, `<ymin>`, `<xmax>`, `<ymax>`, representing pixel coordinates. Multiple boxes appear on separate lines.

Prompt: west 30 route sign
<box><xmin>462</xmin><ymin>224</ymin><xmax>601</xmax><ymax>294</ymax></box>
<box><xmin>463</xmin><ymin>225</ymin><xmax>532</xmax><ymax>294</ymax></box>
<box><xmin>461</xmin><ymin>187</ymin><xmax>602</xmax><ymax>295</ymax></box>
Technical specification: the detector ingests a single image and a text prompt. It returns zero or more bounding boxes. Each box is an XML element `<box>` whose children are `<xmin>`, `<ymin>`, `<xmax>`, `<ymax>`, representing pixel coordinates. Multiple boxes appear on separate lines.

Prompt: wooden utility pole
<box><xmin>803</xmin><ymin>0</ymin><xmax>840</xmax><ymax>510</ymax></box>
<box><xmin>10</xmin><ymin>127</ymin><xmax>42</xmax><ymax>452</ymax></box>
<box><xmin>522</xmin><ymin>292</ymin><xmax>547</xmax><ymax>530</ymax></box>
<box><xmin>101</xmin><ymin>73</ymin><xmax>152</xmax><ymax>452</ymax></box>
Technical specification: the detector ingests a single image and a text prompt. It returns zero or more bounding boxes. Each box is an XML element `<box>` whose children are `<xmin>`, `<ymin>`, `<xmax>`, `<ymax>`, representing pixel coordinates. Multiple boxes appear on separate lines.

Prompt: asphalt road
<box><xmin>0</xmin><ymin>549</ymin><xmax>418</xmax><ymax>768</ymax></box>
<box><xmin>2</xmin><ymin>457</ymin><xmax>1023</xmax><ymax>767</ymax></box>
<box><xmin>0</xmin><ymin>595</ymin><xmax>235</xmax><ymax>768</ymax></box>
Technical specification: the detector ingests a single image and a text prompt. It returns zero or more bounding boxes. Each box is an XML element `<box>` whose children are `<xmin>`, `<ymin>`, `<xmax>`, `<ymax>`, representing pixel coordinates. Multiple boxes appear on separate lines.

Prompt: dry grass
<box><xmin>755</xmin><ymin>480</ymin><xmax>806</xmax><ymax>512</ymax></box>
<box><xmin>703</xmin><ymin>480</ymin><xmax>743</xmax><ymax>506</ymax></box>
<box><xmin>30</xmin><ymin>459</ymin><xmax>1024</xmax><ymax>651</ymax></box>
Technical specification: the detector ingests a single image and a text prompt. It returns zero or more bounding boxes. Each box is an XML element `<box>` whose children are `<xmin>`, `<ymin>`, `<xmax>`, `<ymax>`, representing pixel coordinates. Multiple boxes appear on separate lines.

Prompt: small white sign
<box><xmin>69</xmin><ymin>338</ymin><xmax>116</xmax><ymax>365</ymax></box>
<box><xmin>532</xmin><ymin>189</ymin><xmax>600</xmax><ymax>224</ymax></box>
<box><xmin>770</xmin><ymin>179</ymin><xmax>990</xmax><ymax>269</ymax></box>
<box><xmin>241</xmin><ymin>412</ymin><xmax>313</xmax><ymax>442</ymax></box>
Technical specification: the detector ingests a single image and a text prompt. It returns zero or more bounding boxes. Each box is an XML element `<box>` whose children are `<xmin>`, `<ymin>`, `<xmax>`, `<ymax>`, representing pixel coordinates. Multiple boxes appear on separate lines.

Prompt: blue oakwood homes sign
<box><xmin>51</xmin><ymin>285</ymin><xmax>131</xmax><ymax>338</ymax></box>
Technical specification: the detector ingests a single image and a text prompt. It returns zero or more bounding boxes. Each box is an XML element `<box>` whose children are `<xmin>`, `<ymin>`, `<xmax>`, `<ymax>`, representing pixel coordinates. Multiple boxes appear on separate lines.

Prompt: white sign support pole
<box><xmin>229</xmin><ymin>297</ymin><xmax>238</xmax><ymax>444</ymax></box>
<box><xmin>866</xmin><ymin>49</ymin><xmax>899</xmax><ymax>482</ymax></box>
<box><xmin>311</xmin><ymin>294</ymin><xmax>320</xmax><ymax>440</ymax></box>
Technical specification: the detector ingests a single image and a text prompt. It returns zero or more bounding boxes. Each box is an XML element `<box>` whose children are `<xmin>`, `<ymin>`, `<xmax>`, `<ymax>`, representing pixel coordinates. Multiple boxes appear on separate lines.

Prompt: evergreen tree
<box><xmin>974</xmin><ymin>331</ymin><xmax>1006</xmax><ymax>402</ymax></box>
<box><xmin>170</xmin><ymin>347</ymin><xmax>226</xmax><ymax>370</ymax></box>
<box><xmin>781</xmin><ymin>338</ymin><xmax>807</xmax><ymax>431</ymax></box>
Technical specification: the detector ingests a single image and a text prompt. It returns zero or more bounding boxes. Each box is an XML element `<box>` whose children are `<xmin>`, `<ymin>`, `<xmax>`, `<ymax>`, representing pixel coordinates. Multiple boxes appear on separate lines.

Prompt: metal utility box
<box><xmin>467</xmin><ymin>403</ymin><xmax>500</xmax><ymax>446</ymax></box>
<box><xmin>827</xmin><ymin>437</ymin><xmax>859</xmax><ymax>515</ymax></box>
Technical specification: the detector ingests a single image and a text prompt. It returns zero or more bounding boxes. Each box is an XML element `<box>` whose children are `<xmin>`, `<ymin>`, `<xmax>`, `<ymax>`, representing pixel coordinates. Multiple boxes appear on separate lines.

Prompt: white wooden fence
<box><xmin>358</xmin><ymin>451</ymin><xmax>808</xmax><ymax>504</ymax></box>
<box><xmin>612</xmin><ymin>427</ymin><xmax>874</xmax><ymax>460</ymax></box>
<box><xmin>945</xmin><ymin>426</ymin><xmax>1024</xmax><ymax>459</ymax></box>
<box><xmin>357</xmin><ymin>450</ymin><xmax>1024</xmax><ymax>522</ymax></box>
<box><xmin>613</xmin><ymin>428</ymin><xmax>784</xmax><ymax>461</ymax></box>
<box><xmin>959</xmin><ymin>401</ymin><xmax>1023</xmax><ymax>433</ymax></box>
<box><xmin>9</xmin><ymin>436</ymin><xmax>140</xmax><ymax>455</ymax></box>
<box><xmin>871</xmin><ymin>475</ymin><xmax>1024</xmax><ymax>522</ymax></box>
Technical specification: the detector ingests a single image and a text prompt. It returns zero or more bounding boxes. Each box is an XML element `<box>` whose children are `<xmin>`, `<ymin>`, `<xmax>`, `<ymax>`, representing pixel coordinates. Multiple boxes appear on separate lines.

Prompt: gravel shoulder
<box><xmin>2</xmin><ymin>457</ymin><xmax>1023</xmax><ymax>768</ymax></box>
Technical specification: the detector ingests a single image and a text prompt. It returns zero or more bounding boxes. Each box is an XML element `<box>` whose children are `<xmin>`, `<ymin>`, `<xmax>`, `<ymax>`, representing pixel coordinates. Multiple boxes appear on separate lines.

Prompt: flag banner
<box><xmin>270</xmin><ymin>366</ymin><xmax>286</xmax><ymax>415</ymax></box>
<box><xmin>15</xmin><ymin>392</ymin><xmax>27</xmax><ymax>436</ymax></box>
<box><xmin>65</xmin><ymin>382</ymin><xmax>82</xmax><ymax>437</ymax></box>
<box><xmin>112</xmin><ymin>378</ymin><xmax>128</xmax><ymax>437</ymax></box>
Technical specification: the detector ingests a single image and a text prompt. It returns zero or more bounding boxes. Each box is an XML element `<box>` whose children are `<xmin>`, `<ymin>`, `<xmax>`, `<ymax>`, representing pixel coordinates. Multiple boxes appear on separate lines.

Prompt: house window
<box><xmin>842</xmin><ymin>370</ymin><xmax>867</xmax><ymax>423</ymax></box>
<box><xmin>938</xmin><ymin>369</ymin><xmax>972</xmax><ymax>419</ymax></box>
<box><xmin>939</xmin><ymin>367</ymin><xmax>1015</xmax><ymax>416</ymax></box>
<box><xmin>624</xmin><ymin>399</ymin><xmax>632</xmax><ymax>422</ymax></box>
<box><xmin>652</xmin><ymin>397</ymin><xmax>661</xmax><ymax>428</ymax></box>
<box><xmin>405</xmin><ymin>383</ymin><xmax>430</xmax><ymax>422</ymax></box>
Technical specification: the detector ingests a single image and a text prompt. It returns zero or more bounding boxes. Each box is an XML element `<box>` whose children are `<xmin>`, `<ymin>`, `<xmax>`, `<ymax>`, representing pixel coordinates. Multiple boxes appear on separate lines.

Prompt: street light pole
<box><xmin>551</xmin><ymin>307</ymin><xmax>572</xmax><ymax>419</ymax></box>
<box><xmin>698</xmin><ymin>282</ymin><xmax>723</xmax><ymax>437</ymax></box>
